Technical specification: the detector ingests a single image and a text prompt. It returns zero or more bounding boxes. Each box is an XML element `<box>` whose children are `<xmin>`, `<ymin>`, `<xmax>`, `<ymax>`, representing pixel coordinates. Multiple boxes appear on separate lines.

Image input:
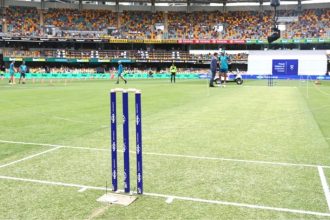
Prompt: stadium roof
<box><xmin>47</xmin><ymin>0</ymin><xmax>330</xmax><ymax>4</ymax></box>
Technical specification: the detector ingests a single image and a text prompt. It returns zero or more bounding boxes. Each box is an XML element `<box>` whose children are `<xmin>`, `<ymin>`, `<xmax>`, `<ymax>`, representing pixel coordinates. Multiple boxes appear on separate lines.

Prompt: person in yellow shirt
<box><xmin>170</xmin><ymin>63</ymin><xmax>177</xmax><ymax>83</ymax></box>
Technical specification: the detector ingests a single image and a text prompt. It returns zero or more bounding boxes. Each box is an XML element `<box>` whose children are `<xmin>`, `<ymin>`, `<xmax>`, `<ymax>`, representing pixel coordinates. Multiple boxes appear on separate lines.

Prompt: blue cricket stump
<box><xmin>268</xmin><ymin>74</ymin><xmax>274</xmax><ymax>87</ymax></box>
<box><xmin>122</xmin><ymin>91</ymin><xmax>130</xmax><ymax>193</ymax></box>
<box><xmin>110</xmin><ymin>88</ymin><xmax>143</xmax><ymax>195</ymax></box>
<box><xmin>135</xmin><ymin>92</ymin><xmax>143</xmax><ymax>194</ymax></box>
<box><xmin>110</xmin><ymin>91</ymin><xmax>117</xmax><ymax>192</ymax></box>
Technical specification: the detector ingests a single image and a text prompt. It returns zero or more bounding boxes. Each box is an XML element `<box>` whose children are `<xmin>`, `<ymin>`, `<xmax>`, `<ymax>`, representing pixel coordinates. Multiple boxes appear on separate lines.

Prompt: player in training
<box><xmin>19</xmin><ymin>61</ymin><xmax>27</xmax><ymax>84</ymax></box>
<box><xmin>9</xmin><ymin>60</ymin><xmax>16</xmax><ymax>85</ymax></box>
<box><xmin>115</xmin><ymin>61</ymin><xmax>127</xmax><ymax>84</ymax></box>
<box><xmin>218</xmin><ymin>51</ymin><xmax>230</xmax><ymax>87</ymax></box>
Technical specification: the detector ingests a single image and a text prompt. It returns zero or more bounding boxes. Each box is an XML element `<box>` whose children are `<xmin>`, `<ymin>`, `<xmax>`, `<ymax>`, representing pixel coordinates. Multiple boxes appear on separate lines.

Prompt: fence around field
<box><xmin>2</xmin><ymin>73</ymin><xmax>330</xmax><ymax>81</ymax></box>
<box><xmin>2</xmin><ymin>72</ymin><xmax>205</xmax><ymax>79</ymax></box>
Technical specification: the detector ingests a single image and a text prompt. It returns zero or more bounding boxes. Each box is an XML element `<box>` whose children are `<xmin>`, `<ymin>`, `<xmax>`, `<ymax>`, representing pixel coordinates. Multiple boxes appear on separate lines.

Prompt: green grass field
<box><xmin>1</xmin><ymin>78</ymin><xmax>330</xmax><ymax>219</ymax></box>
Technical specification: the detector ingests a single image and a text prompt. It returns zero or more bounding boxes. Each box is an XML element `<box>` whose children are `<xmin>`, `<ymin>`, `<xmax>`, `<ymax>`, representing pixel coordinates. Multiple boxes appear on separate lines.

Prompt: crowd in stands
<box><xmin>43</xmin><ymin>8</ymin><xmax>117</xmax><ymax>31</ymax></box>
<box><xmin>4</xmin><ymin>49</ymin><xmax>41</xmax><ymax>58</ymax></box>
<box><xmin>168</xmin><ymin>12</ymin><xmax>209</xmax><ymax>39</ymax></box>
<box><xmin>190</xmin><ymin>53</ymin><xmax>248</xmax><ymax>62</ymax></box>
<box><xmin>223</xmin><ymin>11</ymin><xmax>272</xmax><ymax>39</ymax></box>
<box><xmin>5</xmin><ymin>6</ymin><xmax>41</xmax><ymax>36</ymax></box>
<box><xmin>285</xmin><ymin>9</ymin><xmax>329</xmax><ymax>38</ymax></box>
<box><xmin>53</xmin><ymin>31</ymin><xmax>104</xmax><ymax>38</ymax></box>
<box><xmin>168</xmin><ymin>9</ymin><xmax>329</xmax><ymax>39</ymax></box>
<box><xmin>27</xmin><ymin>67</ymin><xmax>96</xmax><ymax>74</ymax></box>
<box><xmin>118</xmin><ymin>11</ymin><xmax>164</xmax><ymax>39</ymax></box>
<box><xmin>3</xmin><ymin>49</ymin><xmax>249</xmax><ymax>62</ymax></box>
<box><xmin>1</xmin><ymin>6</ymin><xmax>329</xmax><ymax>39</ymax></box>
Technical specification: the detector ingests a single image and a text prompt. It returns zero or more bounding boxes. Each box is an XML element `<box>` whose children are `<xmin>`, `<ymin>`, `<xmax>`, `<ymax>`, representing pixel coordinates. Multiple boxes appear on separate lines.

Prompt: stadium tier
<box><xmin>1</xmin><ymin>6</ymin><xmax>329</xmax><ymax>40</ymax></box>
<box><xmin>2</xmin><ymin>49</ymin><xmax>248</xmax><ymax>63</ymax></box>
<box><xmin>0</xmin><ymin>2</ymin><xmax>329</xmax><ymax>75</ymax></box>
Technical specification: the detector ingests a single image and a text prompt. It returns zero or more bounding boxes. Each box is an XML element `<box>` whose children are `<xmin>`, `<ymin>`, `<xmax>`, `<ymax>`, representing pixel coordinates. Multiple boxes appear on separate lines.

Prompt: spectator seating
<box><xmin>6</xmin><ymin>6</ymin><xmax>40</xmax><ymax>36</ymax></box>
<box><xmin>43</xmin><ymin>8</ymin><xmax>117</xmax><ymax>31</ymax></box>
<box><xmin>2</xmin><ymin>7</ymin><xmax>329</xmax><ymax>39</ymax></box>
<box><xmin>3</xmin><ymin>49</ymin><xmax>247</xmax><ymax>63</ymax></box>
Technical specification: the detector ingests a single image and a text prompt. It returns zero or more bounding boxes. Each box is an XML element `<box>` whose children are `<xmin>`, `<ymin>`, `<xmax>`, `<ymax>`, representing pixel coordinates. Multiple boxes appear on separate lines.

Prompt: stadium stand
<box><xmin>43</xmin><ymin>8</ymin><xmax>117</xmax><ymax>32</ymax></box>
<box><xmin>119</xmin><ymin>11</ymin><xmax>164</xmax><ymax>39</ymax></box>
<box><xmin>3</xmin><ymin>49</ymin><xmax>192</xmax><ymax>60</ymax></box>
<box><xmin>6</xmin><ymin>6</ymin><xmax>41</xmax><ymax>36</ymax></box>
<box><xmin>1</xmin><ymin>3</ymin><xmax>328</xmax><ymax>75</ymax></box>
<box><xmin>3</xmin><ymin>48</ymin><xmax>247</xmax><ymax>63</ymax></box>
<box><xmin>1</xmin><ymin>6</ymin><xmax>329</xmax><ymax>39</ymax></box>
<box><xmin>285</xmin><ymin>9</ymin><xmax>329</xmax><ymax>38</ymax></box>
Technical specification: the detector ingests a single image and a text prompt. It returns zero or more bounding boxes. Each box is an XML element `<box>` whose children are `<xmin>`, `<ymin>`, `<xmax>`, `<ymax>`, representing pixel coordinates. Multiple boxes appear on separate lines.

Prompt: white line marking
<box><xmin>0</xmin><ymin>146</ymin><xmax>62</xmax><ymax>169</ymax></box>
<box><xmin>78</xmin><ymin>187</ymin><xmax>87</xmax><ymax>192</ymax></box>
<box><xmin>144</xmin><ymin>192</ymin><xmax>330</xmax><ymax>217</ymax></box>
<box><xmin>51</xmin><ymin>116</ymin><xmax>107</xmax><ymax>128</ymax></box>
<box><xmin>141</xmin><ymin>151</ymin><xmax>330</xmax><ymax>169</ymax></box>
<box><xmin>0</xmin><ymin>175</ymin><xmax>104</xmax><ymax>190</ymax></box>
<box><xmin>166</xmin><ymin>197</ymin><xmax>174</xmax><ymax>204</ymax></box>
<box><xmin>0</xmin><ymin>139</ymin><xmax>329</xmax><ymax>169</ymax></box>
<box><xmin>52</xmin><ymin>116</ymin><xmax>94</xmax><ymax>124</ymax></box>
<box><xmin>318</xmin><ymin>166</ymin><xmax>330</xmax><ymax>211</ymax></box>
<box><xmin>47</xmin><ymin>145</ymin><xmax>330</xmax><ymax>169</ymax></box>
<box><xmin>0</xmin><ymin>175</ymin><xmax>330</xmax><ymax>217</ymax></box>
<box><xmin>0</xmin><ymin>140</ymin><xmax>65</xmax><ymax>148</ymax></box>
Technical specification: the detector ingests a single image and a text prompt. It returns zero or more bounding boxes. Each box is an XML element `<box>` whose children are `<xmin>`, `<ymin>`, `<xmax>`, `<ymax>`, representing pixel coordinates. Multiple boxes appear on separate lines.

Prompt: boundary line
<box><xmin>318</xmin><ymin>166</ymin><xmax>330</xmax><ymax>211</ymax></box>
<box><xmin>0</xmin><ymin>146</ymin><xmax>62</xmax><ymax>169</ymax></box>
<box><xmin>0</xmin><ymin>139</ymin><xmax>330</xmax><ymax>169</ymax></box>
<box><xmin>0</xmin><ymin>175</ymin><xmax>330</xmax><ymax>217</ymax></box>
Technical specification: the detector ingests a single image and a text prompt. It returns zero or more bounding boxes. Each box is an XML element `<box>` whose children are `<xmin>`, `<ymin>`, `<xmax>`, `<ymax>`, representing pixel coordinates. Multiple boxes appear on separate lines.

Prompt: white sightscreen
<box><xmin>248</xmin><ymin>50</ymin><xmax>327</xmax><ymax>75</ymax></box>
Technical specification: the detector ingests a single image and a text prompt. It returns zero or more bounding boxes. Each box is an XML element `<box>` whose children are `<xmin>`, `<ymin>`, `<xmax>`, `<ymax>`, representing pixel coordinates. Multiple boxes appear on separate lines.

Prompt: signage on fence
<box><xmin>111</xmin><ymin>59</ymin><xmax>134</xmax><ymax>63</ymax></box>
<box><xmin>272</xmin><ymin>59</ymin><xmax>298</xmax><ymax>75</ymax></box>
<box><xmin>76</xmin><ymin>59</ymin><xmax>89</xmax><ymax>63</ymax></box>
<box><xmin>109</xmin><ymin>39</ymin><xmax>128</xmax><ymax>43</ymax></box>
<box><xmin>144</xmin><ymin>39</ymin><xmax>162</xmax><ymax>44</ymax></box>
<box><xmin>3</xmin><ymin>57</ymin><xmax>23</xmax><ymax>61</ymax></box>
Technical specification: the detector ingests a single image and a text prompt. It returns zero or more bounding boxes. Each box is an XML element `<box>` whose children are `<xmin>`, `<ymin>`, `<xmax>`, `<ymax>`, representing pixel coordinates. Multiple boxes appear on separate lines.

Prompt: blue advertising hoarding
<box><xmin>272</xmin><ymin>59</ymin><xmax>298</xmax><ymax>75</ymax></box>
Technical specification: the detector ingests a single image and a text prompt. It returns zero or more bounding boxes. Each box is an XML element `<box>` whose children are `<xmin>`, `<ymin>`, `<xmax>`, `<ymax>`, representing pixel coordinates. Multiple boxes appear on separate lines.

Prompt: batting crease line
<box><xmin>318</xmin><ymin>166</ymin><xmax>330</xmax><ymax>211</ymax></box>
<box><xmin>0</xmin><ymin>175</ymin><xmax>329</xmax><ymax>217</ymax></box>
<box><xmin>0</xmin><ymin>139</ymin><xmax>329</xmax><ymax>169</ymax></box>
<box><xmin>50</xmin><ymin>116</ymin><xmax>107</xmax><ymax>128</ymax></box>
<box><xmin>0</xmin><ymin>146</ymin><xmax>62</xmax><ymax>169</ymax></box>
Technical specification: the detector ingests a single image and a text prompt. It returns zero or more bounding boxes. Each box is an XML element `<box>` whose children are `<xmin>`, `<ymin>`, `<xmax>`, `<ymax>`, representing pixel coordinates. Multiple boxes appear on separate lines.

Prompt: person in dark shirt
<box><xmin>209</xmin><ymin>52</ymin><xmax>218</xmax><ymax>87</ymax></box>
<box><xmin>170</xmin><ymin>63</ymin><xmax>177</xmax><ymax>83</ymax></box>
<box><xmin>19</xmin><ymin>61</ymin><xmax>28</xmax><ymax>84</ymax></box>
<box><xmin>0</xmin><ymin>63</ymin><xmax>5</xmax><ymax>80</ymax></box>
